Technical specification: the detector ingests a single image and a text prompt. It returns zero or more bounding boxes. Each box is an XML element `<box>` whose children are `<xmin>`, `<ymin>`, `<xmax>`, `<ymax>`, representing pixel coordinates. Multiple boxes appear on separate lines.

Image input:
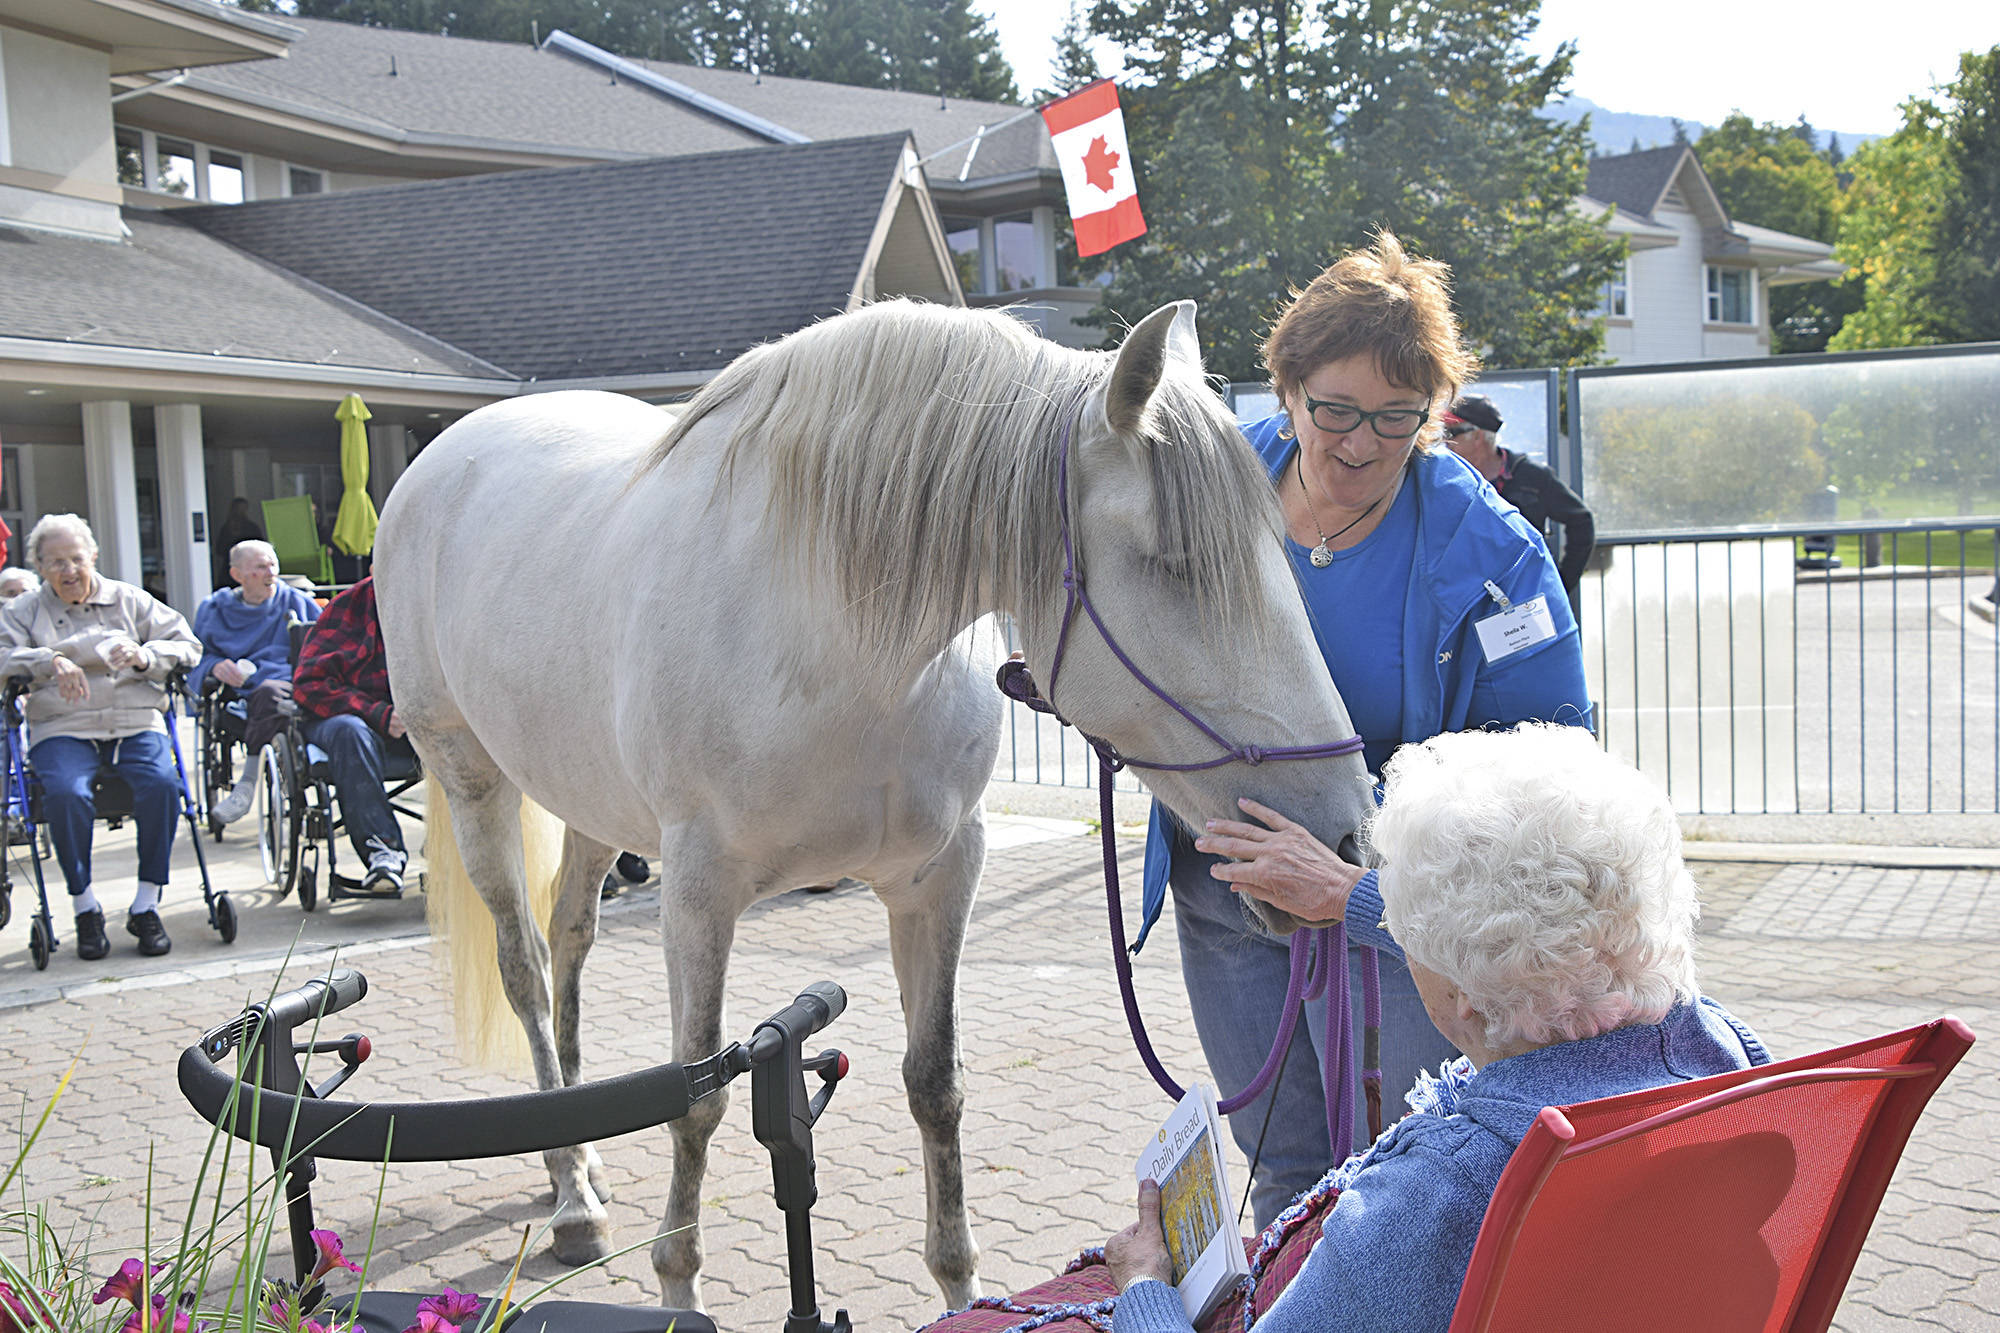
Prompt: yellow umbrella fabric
<box><xmin>331</xmin><ymin>392</ymin><xmax>379</xmax><ymax>557</ymax></box>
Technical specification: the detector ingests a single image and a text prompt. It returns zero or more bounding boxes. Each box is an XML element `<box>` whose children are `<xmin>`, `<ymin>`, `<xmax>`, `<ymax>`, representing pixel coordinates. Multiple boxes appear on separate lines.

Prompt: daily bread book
<box><xmin>1136</xmin><ymin>1082</ymin><xmax>1250</xmax><ymax>1323</ymax></box>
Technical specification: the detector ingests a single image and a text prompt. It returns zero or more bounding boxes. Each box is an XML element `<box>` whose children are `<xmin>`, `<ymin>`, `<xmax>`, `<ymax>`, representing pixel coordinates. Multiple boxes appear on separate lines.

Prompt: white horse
<box><xmin>372</xmin><ymin>298</ymin><xmax>1375</xmax><ymax>1309</ymax></box>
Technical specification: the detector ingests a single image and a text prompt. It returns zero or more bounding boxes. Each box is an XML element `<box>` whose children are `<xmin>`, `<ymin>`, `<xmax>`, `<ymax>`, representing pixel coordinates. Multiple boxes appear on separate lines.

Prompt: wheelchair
<box><xmin>182</xmin><ymin>968</ymin><xmax>854</xmax><ymax>1333</ymax></box>
<box><xmin>1</xmin><ymin>670</ymin><xmax>238</xmax><ymax>969</ymax></box>
<box><xmin>257</xmin><ymin>623</ymin><xmax>423</xmax><ymax>912</ymax></box>
<box><xmin>193</xmin><ymin>675</ymin><xmax>252</xmax><ymax>839</ymax></box>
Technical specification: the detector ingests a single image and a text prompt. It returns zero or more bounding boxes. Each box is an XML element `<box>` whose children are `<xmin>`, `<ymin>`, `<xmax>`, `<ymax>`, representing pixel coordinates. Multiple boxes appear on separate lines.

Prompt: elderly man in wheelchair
<box><xmin>0</xmin><ymin>514</ymin><xmax>199</xmax><ymax>959</ymax></box>
<box><xmin>195</xmin><ymin>538</ymin><xmax>322</xmax><ymax>827</ymax></box>
<box><xmin>291</xmin><ymin>576</ymin><xmax>412</xmax><ymax>894</ymax></box>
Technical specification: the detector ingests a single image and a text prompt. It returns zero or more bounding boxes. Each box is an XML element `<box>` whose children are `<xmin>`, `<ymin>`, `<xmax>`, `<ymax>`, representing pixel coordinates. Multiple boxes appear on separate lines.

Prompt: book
<box><xmin>1135</xmin><ymin>1083</ymin><xmax>1250</xmax><ymax>1323</ymax></box>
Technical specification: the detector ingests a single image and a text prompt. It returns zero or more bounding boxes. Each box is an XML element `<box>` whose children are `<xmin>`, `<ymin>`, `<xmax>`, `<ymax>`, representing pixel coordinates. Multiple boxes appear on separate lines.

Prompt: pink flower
<box><xmin>120</xmin><ymin>1293</ymin><xmax>208</xmax><ymax>1333</ymax></box>
<box><xmin>396</xmin><ymin>1313</ymin><xmax>457</xmax><ymax>1333</ymax></box>
<box><xmin>416</xmin><ymin>1290</ymin><xmax>481</xmax><ymax>1323</ymax></box>
<box><xmin>0</xmin><ymin>1281</ymin><xmax>54</xmax><ymax>1333</ymax></box>
<box><xmin>307</xmin><ymin>1230</ymin><xmax>361</xmax><ymax>1283</ymax></box>
<box><xmin>94</xmin><ymin>1259</ymin><xmax>166</xmax><ymax>1308</ymax></box>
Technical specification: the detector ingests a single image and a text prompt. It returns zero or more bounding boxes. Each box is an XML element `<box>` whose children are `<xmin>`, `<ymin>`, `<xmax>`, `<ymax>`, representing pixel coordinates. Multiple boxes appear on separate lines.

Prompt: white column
<box><xmin>81</xmin><ymin>400</ymin><xmax>142</xmax><ymax>585</ymax></box>
<box><xmin>154</xmin><ymin>402</ymin><xmax>212</xmax><ymax>613</ymax></box>
<box><xmin>368</xmin><ymin>422</ymin><xmax>410</xmax><ymax>507</ymax></box>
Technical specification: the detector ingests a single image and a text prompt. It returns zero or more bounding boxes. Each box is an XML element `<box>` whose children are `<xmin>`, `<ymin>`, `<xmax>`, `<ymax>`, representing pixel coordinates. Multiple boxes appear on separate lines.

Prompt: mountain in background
<box><xmin>1541</xmin><ymin>96</ymin><xmax>1881</xmax><ymax>156</ymax></box>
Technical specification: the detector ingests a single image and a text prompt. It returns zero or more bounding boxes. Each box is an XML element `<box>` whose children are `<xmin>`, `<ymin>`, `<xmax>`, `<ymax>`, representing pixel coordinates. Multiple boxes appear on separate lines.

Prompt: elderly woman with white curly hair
<box><xmin>1</xmin><ymin>513</ymin><xmax>199</xmax><ymax>961</ymax></box>
<box><xmin>1103</xmin><ymin>723</ymin><xmax>1770</xmax><ymax>1333</ymax></box>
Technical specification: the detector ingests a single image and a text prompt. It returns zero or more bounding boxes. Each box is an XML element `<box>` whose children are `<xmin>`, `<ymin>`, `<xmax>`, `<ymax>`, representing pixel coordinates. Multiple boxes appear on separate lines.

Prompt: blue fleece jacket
<box><xmin>192</xmin><ymin>584</ymin><xmax>321</xmax><ymax>691</ymax></box>
<box><xmin>1112</xmin><ymin>997</ymin><xmax>1769</xmax><ymax>1333</ymax></box>
<box><xmin>1137</xmin><ymin>424</ymin><xmax>1594</xmax><ymax>947</ymax></box>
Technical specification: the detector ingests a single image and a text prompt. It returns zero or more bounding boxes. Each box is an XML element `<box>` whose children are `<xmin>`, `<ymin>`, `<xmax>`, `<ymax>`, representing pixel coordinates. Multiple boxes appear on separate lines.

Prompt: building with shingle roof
<box><xmin>1576</xmin><ymin>145</ymin><xmax>1843</xmax><ymax>365</ymax></box>
<box><xmin>0</xmin><ymin>0</ymin><xmax>975</xmax><ymax>611</ymax></box>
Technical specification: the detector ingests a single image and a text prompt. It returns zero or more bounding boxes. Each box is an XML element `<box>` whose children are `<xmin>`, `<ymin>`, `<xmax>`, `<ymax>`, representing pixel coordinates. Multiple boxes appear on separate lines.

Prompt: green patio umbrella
<box><xmin>331</xmin><ymin>392</ymin><xmax>379</xmax><ymax>557</ymax></box>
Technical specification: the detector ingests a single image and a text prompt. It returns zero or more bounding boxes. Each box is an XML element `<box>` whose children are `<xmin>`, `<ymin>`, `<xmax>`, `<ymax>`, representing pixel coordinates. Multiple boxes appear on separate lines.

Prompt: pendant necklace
<box><xmin>1296</xmin><ymin>448</ymin><xmax>1384</xmax><ymax>568</ymax></box>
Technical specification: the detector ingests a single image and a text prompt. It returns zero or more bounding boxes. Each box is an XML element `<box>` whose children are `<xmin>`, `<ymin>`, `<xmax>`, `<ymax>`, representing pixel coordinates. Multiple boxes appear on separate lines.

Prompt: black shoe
<box><xmin>76</xmin><ymin>908</ymin><xmax>110</xmax><ymax>961</ymax></box>
<box><xmin>126</xmin><ymin>910</ymin><xmax>171</xmax><ymax>957</ymax></box>
<box><xmin>614</xmin><ymin>851</ymin><xmax>650</xmax><ymax>884</ymax></box>
<box><xmin>600</xmin><ymin>873</ymin><xmax>623</xmax><ymax>900</ymax></box>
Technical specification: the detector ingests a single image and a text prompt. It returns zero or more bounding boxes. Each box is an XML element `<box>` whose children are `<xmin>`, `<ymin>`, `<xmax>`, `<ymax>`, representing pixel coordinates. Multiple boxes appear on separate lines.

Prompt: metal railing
<box><xmin>1589</xmin><ymin>521</ymin><xmax>1999</xmax><ymax>815</ymax></box>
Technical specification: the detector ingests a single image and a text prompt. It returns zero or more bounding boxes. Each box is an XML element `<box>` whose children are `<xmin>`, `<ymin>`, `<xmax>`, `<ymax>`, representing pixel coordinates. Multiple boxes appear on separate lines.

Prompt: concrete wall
<box><xmin>1627</xmin><ymin>207</ymin><xmax>1706</xmax><ymax>365</ymax></box>
<box><xmin>0</xmin><ymin>26</ymin><xmax>114</xmax><ymax>186</ymax></box>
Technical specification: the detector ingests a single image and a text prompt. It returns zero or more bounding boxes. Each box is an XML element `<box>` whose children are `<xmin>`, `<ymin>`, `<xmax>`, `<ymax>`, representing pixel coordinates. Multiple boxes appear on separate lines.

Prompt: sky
<box><xmin>977</xmin><ymin>1</ymin><xmax>1995</xmax><ymax>137</ymax></box>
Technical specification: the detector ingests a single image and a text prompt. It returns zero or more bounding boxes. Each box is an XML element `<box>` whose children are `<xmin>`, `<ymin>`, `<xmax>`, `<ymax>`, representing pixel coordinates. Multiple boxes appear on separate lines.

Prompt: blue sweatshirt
<box><xmin>1112</xmin><ymin>997</ymin><xmax>1769</xmax><ymax>1333</ymax></box>
<box><xmin>192</xmin><ymin>584</ymin><xmax>321</xmax><ymax>691</ymax></box>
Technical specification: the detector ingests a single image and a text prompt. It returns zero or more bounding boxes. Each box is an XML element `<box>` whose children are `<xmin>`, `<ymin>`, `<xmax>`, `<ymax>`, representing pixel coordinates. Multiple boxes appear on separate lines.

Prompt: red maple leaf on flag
<box><xmin>1082</xmin><ymin>135</ymin><xmax>1121</xmax><ymax>192</ymax></box>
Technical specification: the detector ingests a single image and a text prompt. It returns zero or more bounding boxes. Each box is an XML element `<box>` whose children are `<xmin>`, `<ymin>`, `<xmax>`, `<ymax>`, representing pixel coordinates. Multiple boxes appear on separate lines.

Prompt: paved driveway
<box><xmin>0</xmin><ymin>807</ymin><xmax>1993</xmax><ymax>1331</ymax></box>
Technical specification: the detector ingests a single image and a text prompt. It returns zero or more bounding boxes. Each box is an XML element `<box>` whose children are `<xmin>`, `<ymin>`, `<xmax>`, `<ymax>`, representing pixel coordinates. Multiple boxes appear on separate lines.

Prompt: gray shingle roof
<box><xmin>178</xmin><ymin>134</ymin><xmax>912</xmax><ymax>380</ymax></box>
<box><xmin>0</xmin><ymin>211</ymin><xmax>505</xmax><ymax>378</ymax></box>
<box><xmin>181</xmin><ymin>16</ymin><xmax>1051</xmax><ymax>182</ymax></box>
<box><xmin>1583</xmin><ymin>146</ymin><xmax>1689</xmax><ymax>221</ymax></box>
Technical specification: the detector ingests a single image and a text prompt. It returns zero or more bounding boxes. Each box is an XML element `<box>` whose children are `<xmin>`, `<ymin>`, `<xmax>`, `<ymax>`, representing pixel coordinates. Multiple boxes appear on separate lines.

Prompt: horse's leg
<box><xmin>879</xmin><ymin>807</ymin><xmax>987</xmax><ymax>1308</ymax></box>
<box><xmin>432</xmin><ymin>739</ymin><xmax>611</xmax><ymax>1266</ymax></box>
<box><xmin>549</xmin><ymin>825</ymin><xmax>620</xmax><ymax>1201</ymax></box>
<box><xmin>649</xmin><ymin>827</ymin><xmax>753</xmax><ymax>1311</ymax></box>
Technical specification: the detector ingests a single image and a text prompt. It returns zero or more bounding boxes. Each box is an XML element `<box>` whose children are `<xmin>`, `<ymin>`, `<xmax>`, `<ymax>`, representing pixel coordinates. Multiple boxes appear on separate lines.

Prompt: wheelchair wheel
<box><xmin>29</xmin><ymin>916</ymin><xmax>49</xmax><ymax>970</ymax></box>
<box><xmin>214</xmin><ymin>892</ymin><xmax>238</xmax><ymax>943</ymax></box>
<box><xmin>297</xmin><ymin>864</ymin><xmax>317</xmax><ymax>913</ymax></box>
<box><xmin>0</xmin><ymin>887</ymin><xmax>9</xmax><ymax>931</ymax></box>
<box><xmin>257</xmin><ymin>745</ymin><xmax>302</xmax><ymax>895</ymax></box>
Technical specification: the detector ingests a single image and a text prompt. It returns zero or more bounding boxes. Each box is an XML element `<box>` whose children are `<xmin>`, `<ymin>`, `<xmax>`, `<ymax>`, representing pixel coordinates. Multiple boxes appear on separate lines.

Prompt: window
<box><xmin>206</xmin><ymin>150</ymin><xmax>244</xmax><ymax>205</ymax></box>
<box><xmin>942</xmin><ymin>214</ymin><xmax>983</xmax><ymax>294</ymax></box>
<box><xmin>287</xmin><ymin>165</ymin><xmax>326</xmax><ymax>196</ymax></box>
<box><xmin>115</xmin><ymin>126</ymin><xmax>145</xmax><ymax>188</ymax></box>
<box><xmin>1595</xmin><ymin>260</ymin><xmax>1630</xmax><ymax>319</ymax></box>
<box><xmin>1705</xmin><ymin>266</ymin><xmax>1754</xmax><ymax>324</ymax></box>
<box><xmin>155</xmin><ymin>137</ymin><xmax>197</xmax><ymax>197</ymax></box>
<box><xmin>993</xmin><ymin>212</ymin><xmax>1040</xmax><ymax>292</ymax></box>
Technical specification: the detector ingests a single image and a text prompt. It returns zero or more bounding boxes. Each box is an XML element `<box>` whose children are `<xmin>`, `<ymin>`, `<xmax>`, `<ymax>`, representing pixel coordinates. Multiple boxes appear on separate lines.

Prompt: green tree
<box><xmin>1083</xmin><ymin>0</ymin><xmax>1622</xmax><ymax>380</ymax></box>
<box><xmin>1926</xmin><ymin>47</ymin><xmax>2000</xmax><ymax>343</ymax></box>
<box><xmin>1695</xmin><ymin>111</ymin><xmax>1854</xmax><ymax>352</ymax></box>
<box><xmin>1828</xmin><ymin>99</ymin><xmax>1955</xmax><ymax>350</ymax></box>
<box><xmin>1036</xmin><ymin>0</ymin><xmax>1101</xmax><ymax>102</ymax></box>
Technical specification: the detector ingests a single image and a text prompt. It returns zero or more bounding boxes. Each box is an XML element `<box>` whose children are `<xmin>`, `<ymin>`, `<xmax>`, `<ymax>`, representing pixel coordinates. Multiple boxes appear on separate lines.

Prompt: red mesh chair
<box><xmin>1448</xmin><ymin>1016</ymin><xmax>1975</xmax><ymax>1333</ymax></box>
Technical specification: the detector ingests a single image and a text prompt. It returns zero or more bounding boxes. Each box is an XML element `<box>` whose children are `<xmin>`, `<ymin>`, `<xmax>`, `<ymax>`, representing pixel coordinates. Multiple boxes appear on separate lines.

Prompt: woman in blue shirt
<box><xmin>1140</xmin><ymin>232</ymin><xmax>1592</xmax><ymax>1226</ymax></box>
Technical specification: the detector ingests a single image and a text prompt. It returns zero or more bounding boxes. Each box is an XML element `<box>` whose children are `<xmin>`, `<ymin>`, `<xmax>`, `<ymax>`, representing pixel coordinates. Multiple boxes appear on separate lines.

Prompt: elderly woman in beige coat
<box><xmin>1</xmin><ymin>514</ymin><xmax>199</xmax><ymax>960</ymax></box>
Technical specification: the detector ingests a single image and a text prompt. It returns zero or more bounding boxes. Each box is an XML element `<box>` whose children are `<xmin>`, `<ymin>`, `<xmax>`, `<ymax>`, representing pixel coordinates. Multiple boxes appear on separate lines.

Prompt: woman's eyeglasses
<box><xmin>1301</xmin><ymin>395</ymin><xmax>1430</xmax><ymax>440</ymax></box>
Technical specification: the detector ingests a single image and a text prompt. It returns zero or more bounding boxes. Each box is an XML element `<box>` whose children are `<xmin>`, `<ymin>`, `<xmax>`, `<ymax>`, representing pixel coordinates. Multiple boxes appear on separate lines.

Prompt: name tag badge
<box><xmin>1474</xmin><ymin>595</ymin><xmax>1557</xmax><ymax>663</ymax></box>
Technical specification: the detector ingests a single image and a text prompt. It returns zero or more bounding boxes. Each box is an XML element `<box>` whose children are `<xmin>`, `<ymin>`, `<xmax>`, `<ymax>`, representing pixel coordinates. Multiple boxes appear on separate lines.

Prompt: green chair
<box><xmin>261</xmin><ymin>496</ymin><xmax>334</xmax><ymax>586</ymax></box>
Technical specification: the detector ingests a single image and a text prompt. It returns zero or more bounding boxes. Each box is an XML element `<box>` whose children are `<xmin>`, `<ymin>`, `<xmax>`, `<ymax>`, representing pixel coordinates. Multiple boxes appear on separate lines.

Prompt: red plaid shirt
<box><xmin>294</xmin><ymin>577</ymin><xmax>394</xmax><ymax>734</ymax></box>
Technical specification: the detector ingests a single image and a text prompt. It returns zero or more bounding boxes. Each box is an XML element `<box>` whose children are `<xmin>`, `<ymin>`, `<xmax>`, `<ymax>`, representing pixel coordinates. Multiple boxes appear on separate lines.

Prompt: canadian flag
<box><xmin>1041</xmin><ymin>79</ymin><xmax>1147</xmax><ymax>258</ymax></box>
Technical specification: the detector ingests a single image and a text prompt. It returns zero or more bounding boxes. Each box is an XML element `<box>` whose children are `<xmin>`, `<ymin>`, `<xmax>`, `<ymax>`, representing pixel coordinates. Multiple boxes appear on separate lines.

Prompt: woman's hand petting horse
<box><xmin>1195</xmin><ymin>797</ymin><xmax>1366</xmax><ymax>924</ymax></box>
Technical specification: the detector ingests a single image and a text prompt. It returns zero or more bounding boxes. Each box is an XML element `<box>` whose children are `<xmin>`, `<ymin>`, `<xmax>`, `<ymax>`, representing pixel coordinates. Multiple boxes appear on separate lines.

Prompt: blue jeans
<box><xmin>31</xmin><ymin>732</ymin><xmax>179</xmax><ymax>899</ymax></box>
<box><xmin>304</xmin><ymin>714</ymin><xmax>406</xmax><ymax>861</ymax></box>
<box><xmin>1167</xmin><ymin>830</ymin><xmax>1460</xmax><ymax>1228</ymax></box>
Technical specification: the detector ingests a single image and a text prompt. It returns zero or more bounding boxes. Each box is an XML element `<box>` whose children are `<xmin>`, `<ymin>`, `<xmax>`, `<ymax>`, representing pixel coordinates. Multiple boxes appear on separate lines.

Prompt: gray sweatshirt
<box><xmin>1</xmin><ymin>578</ymin><xmax>200</xmax><ymax>741</ymax></box>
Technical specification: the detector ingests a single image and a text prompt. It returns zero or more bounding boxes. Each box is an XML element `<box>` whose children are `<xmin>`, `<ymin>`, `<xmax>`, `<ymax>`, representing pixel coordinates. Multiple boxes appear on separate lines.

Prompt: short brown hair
<box><xmin>1261</xmin><ymin>231</ymin><xmax>1480</xmax><ymax>422</ymax></box>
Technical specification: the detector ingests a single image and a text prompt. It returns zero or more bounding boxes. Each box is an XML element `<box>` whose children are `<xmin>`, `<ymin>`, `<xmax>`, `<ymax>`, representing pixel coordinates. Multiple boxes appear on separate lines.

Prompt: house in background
<box><xmin>1578</xmin><ymin>145</ymin><xmax>1844</xmax><ymax>364</ymax></box>
<box><xmin>0</xmin><ymin>0</ymin><xmax>970</xmax><ymax>612</ymax></box>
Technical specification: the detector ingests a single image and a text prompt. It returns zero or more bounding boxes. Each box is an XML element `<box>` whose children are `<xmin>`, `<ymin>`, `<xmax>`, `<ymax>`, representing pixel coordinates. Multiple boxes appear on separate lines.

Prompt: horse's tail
<box><xmin>422</xmin><ymin>782</ymin><xmax>568</xmax><ymax>1072</ymax></box>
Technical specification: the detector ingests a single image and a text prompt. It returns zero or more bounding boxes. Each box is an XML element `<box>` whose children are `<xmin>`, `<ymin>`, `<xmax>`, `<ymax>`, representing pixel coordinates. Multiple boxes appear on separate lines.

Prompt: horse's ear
<box><xmin>1102</xmin><ymin>301</ymin><xmax>1202</xmax><ymax>437</ymax></box>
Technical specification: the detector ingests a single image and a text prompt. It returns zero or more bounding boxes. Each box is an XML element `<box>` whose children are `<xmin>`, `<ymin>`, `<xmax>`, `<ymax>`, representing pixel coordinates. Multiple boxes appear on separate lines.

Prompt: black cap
<box><xmin>1447</xmin><ymin>395</ymin><xmax>1503</xmax><ymax>433</ymax></box>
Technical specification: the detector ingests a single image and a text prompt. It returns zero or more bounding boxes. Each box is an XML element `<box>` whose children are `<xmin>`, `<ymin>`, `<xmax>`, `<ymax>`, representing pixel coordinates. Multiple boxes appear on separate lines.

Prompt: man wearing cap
<box><xmin>1444</xmin><ymin>395</ymin><xmax>1595</xmax><ymax>621</ymax></box>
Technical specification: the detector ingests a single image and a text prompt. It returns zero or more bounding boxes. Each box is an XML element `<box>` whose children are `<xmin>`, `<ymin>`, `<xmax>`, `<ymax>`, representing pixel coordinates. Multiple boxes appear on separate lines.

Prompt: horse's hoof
<box><xmin>658</xmin><ymin>1276</ymin><xmax>702</xmax><ymax>1311</ymax></box>
<box><xmin>549</xmin><ymin>1216</ymin><xmax>614</xmax><ymax>1267</ymax></box>
<box><xmin>939</xmin><ymin>1275</ymin><xmax>981</xmax><ymax>1310</ymax></box>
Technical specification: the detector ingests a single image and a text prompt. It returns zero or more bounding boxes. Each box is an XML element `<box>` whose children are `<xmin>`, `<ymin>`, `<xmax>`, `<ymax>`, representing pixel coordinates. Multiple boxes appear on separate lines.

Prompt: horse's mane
<box><xmin>646</xmin><ymin>299</ymin><xmax>1280</xmax><ymax>681</ymax></box>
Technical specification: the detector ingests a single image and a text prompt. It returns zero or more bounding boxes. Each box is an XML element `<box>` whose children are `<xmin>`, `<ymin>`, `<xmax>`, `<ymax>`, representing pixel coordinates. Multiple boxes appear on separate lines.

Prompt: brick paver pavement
<box><xmin>0</xmin><ymin>810</ymin><xmax>1993</xmax><ymax>1331</ymax></box>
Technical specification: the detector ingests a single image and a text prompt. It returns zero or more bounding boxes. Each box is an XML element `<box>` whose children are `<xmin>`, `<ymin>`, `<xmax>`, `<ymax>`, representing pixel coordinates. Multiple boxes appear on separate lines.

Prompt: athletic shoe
<box><xmin>362</xmin><ymin>837</ymin><xmax>407</xmax><ymax>893</ymax></box>
<box><xmin>76</xmin><ymin>908</ymin><xmax>110</xmax><ymax>961</ymax></box>
<box><xmin>211</xmin><ymin>782</ymin><xmax>256</xmax><ymax>825</ymax></box>
<box><xmin>614</xmin><ymin>851</ymin><xmax>650</xmax><ymax>884</ymax></box>
<box><xmin>126</xmin><ymin>910</ymin><xmax>171</xmax><ymax>957</ymax></box>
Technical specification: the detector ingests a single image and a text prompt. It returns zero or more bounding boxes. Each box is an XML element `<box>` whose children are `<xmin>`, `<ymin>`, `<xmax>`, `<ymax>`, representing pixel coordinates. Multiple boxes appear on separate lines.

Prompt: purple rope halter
<box><xmin>996</xmin><ymin>396</ymin><xmax>1382</xmax><ymax>1153</ymax></box>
